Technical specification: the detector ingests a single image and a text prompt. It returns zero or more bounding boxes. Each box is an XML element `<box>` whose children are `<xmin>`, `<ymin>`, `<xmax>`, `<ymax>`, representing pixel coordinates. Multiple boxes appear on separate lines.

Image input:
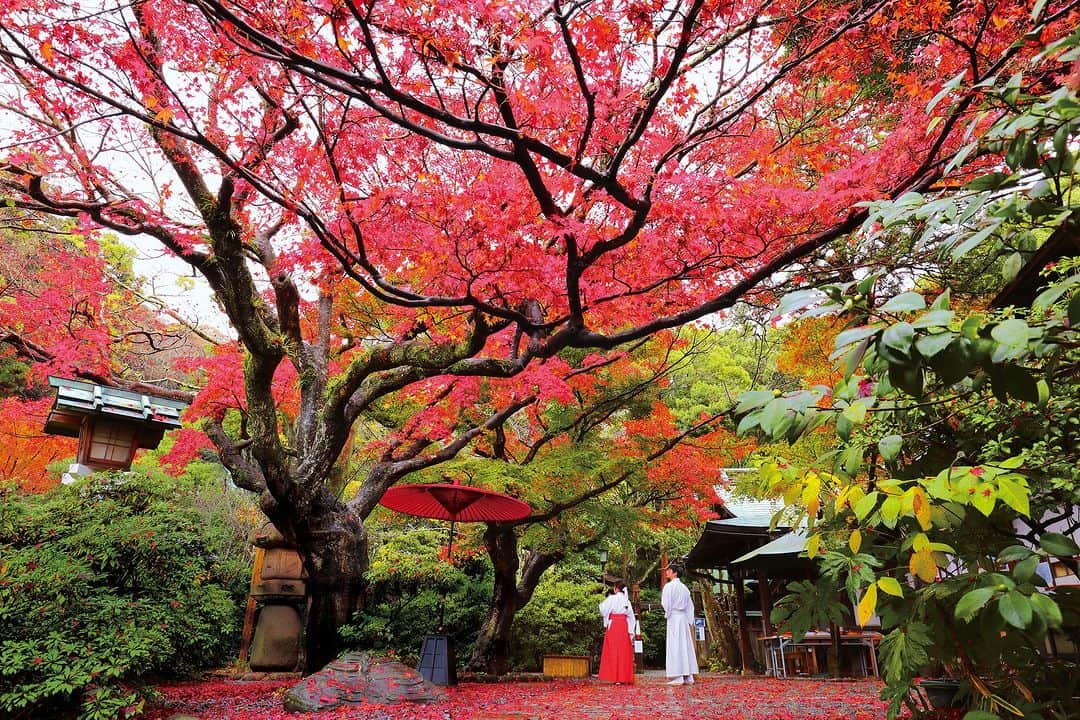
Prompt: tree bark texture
<box><xmin>467</xmin><ymin>524</ymin><xmax>562</xmax><ymax>674</ymax></box>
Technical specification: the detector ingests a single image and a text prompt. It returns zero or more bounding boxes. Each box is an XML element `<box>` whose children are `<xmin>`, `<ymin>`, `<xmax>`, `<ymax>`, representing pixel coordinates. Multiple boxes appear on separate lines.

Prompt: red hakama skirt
<box><xmin>598</xmin><ymin>613</ymin><xmax>635</xmax><ymax>683</ymax></box>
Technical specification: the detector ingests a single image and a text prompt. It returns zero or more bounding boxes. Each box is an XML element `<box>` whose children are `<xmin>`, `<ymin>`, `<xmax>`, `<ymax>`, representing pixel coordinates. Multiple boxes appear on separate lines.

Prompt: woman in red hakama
<box><xmin>598</xmin><ymin>580</ymin><xmax>636</xmax><ymax>683</ymax></box>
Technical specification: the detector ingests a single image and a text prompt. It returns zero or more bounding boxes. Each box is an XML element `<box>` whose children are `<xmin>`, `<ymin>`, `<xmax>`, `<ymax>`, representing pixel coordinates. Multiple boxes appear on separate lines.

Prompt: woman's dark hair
<box><xmin>612</xmin><ymin>579</ymin><xmax>627</xmax><ymax>592</ymax></box>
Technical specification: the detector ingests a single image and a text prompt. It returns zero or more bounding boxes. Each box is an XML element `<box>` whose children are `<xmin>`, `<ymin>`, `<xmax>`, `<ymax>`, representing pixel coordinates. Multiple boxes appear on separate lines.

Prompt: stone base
<box><xmin>284</xmin><ymin>651</ymin><xmax>443</xmax><ymax>712</ymax></box>
<box><xmin>248</xmin><ymin>604</ymin><xmax>302</xmax><ymax>671</ymax></box>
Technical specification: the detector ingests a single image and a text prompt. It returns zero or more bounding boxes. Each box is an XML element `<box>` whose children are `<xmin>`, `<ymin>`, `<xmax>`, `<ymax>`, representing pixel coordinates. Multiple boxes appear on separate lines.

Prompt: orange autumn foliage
<box><xmin>777</xmin><ymin>318</ymin><xmax>845</xmax><ymax>390</ymax></box>
<box><xmin>0</xmin><ymin>398</ymin><xmax>74</xmax><ymax>492</ymax></box>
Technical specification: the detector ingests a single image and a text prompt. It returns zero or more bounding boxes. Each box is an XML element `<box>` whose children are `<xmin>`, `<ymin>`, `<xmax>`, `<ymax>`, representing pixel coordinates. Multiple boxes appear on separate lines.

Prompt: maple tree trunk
<box><xmin>271</xmin><ymin>502</ymin><xmax>369</xmax><ymax>674</ymax></box>
<box><xmin>467</xmin><ymin>525</ymin><xmax>562</xmax><ymax>674</ymax></box>
<box><xmin>467</xmin><ymin>525</ymin><xmax>520</xmax><ymax>674</ymax></box>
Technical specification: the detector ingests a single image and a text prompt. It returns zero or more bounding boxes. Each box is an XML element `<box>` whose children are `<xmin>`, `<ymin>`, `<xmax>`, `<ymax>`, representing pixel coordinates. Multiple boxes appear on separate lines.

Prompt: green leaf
<box><xmin>876</xmin><ymin>577</ymin><xmax>904</xmax><ymax>598</ymax></box>
<box><xmin>1041</xmin><ymin>533</ymin><xmax>1080</xmax><ymax>557</ymax></box>
<box><xmin>1069</xmin><ymin>291</ymin><xmax>1080</xmax><ymax>327</ymax></box>
<box><xmin>1001</xmin><ymin>252</ymin><xmax>1022</xmax><ymax>282</ymax></box>
<box><xmin>878</xmin><ymin>435</ymin><xmax>902</xmax><ymax>462</ymax></box>
<box><xmin>759</xmin><ymin>398</ymin><xmax>791</xmax><ymax>437</ymax></box>
<box><xmin>736</xmin><ymin>410</ymin><xmax>762</xmax><ymax>435</ymax></box>
<box><xmin>996</xmin><ymin>475</ymin><xmax>1030</xmax><ymax>517</ymax></box>
<box><xmin>1012</xmin><ymin>556</ymin><xmax>1039</xmax><ymax>583</ymax></box>
<box><xmin>777</xmin><ymin>289</ymin><xmax>827</xmax><ymax>317</ymax></box>
<box><xmin>841</xmin><ymin>445</ymin><xmax>864</xmax><ymax>475</ymax></box>
<box><xmin>926</xmin><ymin>71</ymin><xmax>965</xmax><ymax>113</ymax></box>
<box><xmin>998</xmin><ymin>590</ymin><xmax>1033</xmax><ymax>629</ymax></box>
<box><xmin>1037</xmin><ymin>379</ymin><xmax>1049</xmax><ymax>408</ymax></box>
<box><xmin>915</xmin><ymin>331</ymin><xmax>954</xmax><ymax>359</ymax></box>
<box><xmin>880</xmin><ymin>496</ymin><xmax>901</xmax><ymax>529</ymax></box>
<box><xmin>888</xmin><ymin>362</ymin><xmax>924</xmax><ymax>397</ymax></box>
<box><xmin>955</xmin><ymin>587</ymin><xmax>995</xmax><ymax>621</ymax></box>
<box><xmin>853</xmin><ymin>491</ymin><xmax>879</xmax><ymax>522</ymax></box>
<box><xmin>834</xmin><ymin>325</ymin><xmax>880</xmax><ymax>351</ymax></box>
<box><xmin>841</xmin><ymin>402</ymin><xmax>868</xmax><ymax>425</ymax></box>
<box><xmin>1030</xmin><ymin>593</ymin><xmax>1063</xmax><ymax>628</ymax></box>
<box><xmin>930</xmin><ymin>288</ymin><xmax>951</xmax><ymax>311</ymax></box>
<box><xmin>962</xmin><ymin>712</ymin><xmax>1001</xmax><ymax>720</ymax></box>
<box><xmin>879</xmin><ymin>292</ymin><xmax>926</xmax><ymax>314</ymax></box>
<box><xmin>929</xmin><ymin>339</ymin><xmax>976</xmax><ymax>385</ymax></box>
<box><xmin>911</xmin><ymin>310</ymin><xmax>954</xmax><ymax>329</ymax></box>
<box><xmin>881</xmin><ymin>322</ymin><xmax>915</xmax><ymax>356</ymax></box>
<box><xmin>971</xmin><ymin>483</ymin><xmax>997</xmax><ymax>516</ymax></box>
<box><xmin>963</xmin><ymin>171</ymin><xmax>1012</xmax><ymax>191</ymax></box>
<box><xmin>1032</xmin><ymin>273</ymin><xmax>1080</xmax><ymax>309</ymax></box>
<box><xmin>951</xmin><ymin>221</ymin><xmax>1001</xmax><ymax>261</ymax></box>
<box><xmin>990</xmin><ymin>318</ymin><xmax>1030</xmax><ymax>347</ymax></box>
<box><xmin>735</xmin><ymin>390</ymin><xmax>776</xmax><ymax>415</ymax></box>
<box><xmin>879</xmin><ymin>625</ymin><xmax>931</xmax><ymax>685</ymax></box>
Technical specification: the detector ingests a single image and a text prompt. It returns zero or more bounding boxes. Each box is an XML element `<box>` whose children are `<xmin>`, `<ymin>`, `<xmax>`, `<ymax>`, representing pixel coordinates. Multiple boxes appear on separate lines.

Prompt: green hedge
<box><xmin>0</xmin><ymin>473</ymin><xmax>248</xmax><ymax>719</ymax></box>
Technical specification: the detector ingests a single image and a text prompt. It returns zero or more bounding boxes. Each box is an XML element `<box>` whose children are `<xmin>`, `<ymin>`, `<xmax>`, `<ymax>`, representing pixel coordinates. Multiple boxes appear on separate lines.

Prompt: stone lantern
<box><xmin>43</xmin><ymin>376</ymin><xmax>188</xmax><ymax>481</ymax></box>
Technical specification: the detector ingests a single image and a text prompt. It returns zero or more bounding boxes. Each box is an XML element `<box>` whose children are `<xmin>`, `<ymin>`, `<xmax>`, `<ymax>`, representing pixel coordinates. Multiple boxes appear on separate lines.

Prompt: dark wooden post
<box><xmin>756</xmin><ymin>570</ymin><xmax>774</xmax><ymax>635</ymax></box>
<box><xmin>734</xmin><ymin>574</ymin><xmax>753</xmax><ymax>673</ymax></box>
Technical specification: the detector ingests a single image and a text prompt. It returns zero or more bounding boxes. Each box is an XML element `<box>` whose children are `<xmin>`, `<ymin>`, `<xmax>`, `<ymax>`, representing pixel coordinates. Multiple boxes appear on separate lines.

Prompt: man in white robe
<box><xmin>661</xmin><ymin>563</ymin><xmax>699</xmax><ymax>685</ymax></box>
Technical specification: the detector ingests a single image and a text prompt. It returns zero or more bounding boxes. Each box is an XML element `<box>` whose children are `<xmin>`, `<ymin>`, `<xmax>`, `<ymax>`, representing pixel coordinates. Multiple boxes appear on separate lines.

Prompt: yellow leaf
<box><xmin>806</xmin><ymin>498</ymin><xmax>820</xmax><ymax>524</ymax></box>
<box><xmin>912</xmin><ymin>487</ymin><xmax>932</xmax><ymax>530</ymax></box>
<box><xmin>901</xmin><ymin>487</ymin><xmax>916</xmax><ymax>514</ymax></box>
<box><xmin>805</xmin><ymin>534</ymin><xmax>820</xmax><ymax>558</ymax></box>
<box><xmin>909</xmin><ymin>548</ymin><xmax>938</xmax><ymax>583</ymax></box>
<box><xmin>783</xmin><ymin>484</ymin><xmax>800</xmax><ymax>505</ymax></box>
<box><xmin>849</xmin><ymin>529</ymin><xmax>862</xmax><ymax>554</ymax></box>
<box><xmin>911</xmin><ymin>533</ymin><xmax>930</xmax><ymax>552</ymax></box>
<box><xmin>835</xmin><ymin>485</ymin><xmax>852</xmax><ymax>512</ymax></box>
<box><xmin>877</xmin><ymin>577</ymin><xmax>904</xmax><ymax>597</ymax></box>
<box><xmin>857</xmin><ymin>583</ymin><xmax>878</xmax><ymax>626</ymax></box>
<box><xmin>835</xmin><ymin>485</ymin><xmax>865</xmax><ymax>512</ymax></box>
<box><xmin>801</xmin><ymin>472</ymin><xmax>821</xmax><ymax>505</ymax></box>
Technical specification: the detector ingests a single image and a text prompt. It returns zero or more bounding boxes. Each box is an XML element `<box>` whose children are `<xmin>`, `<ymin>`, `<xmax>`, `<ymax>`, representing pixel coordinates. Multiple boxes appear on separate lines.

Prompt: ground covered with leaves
<box><xmin>144</xmin><ymin>673</ymin><xmax>888</xmax><ymax>719</ymax></box>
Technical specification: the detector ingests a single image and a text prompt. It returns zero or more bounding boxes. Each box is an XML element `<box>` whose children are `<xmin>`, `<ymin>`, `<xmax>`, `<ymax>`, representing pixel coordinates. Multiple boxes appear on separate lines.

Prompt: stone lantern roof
<box><xmin>44</xmin><ymin>376</ymin><xmax>189</xmax><ymax>479</ymax></box>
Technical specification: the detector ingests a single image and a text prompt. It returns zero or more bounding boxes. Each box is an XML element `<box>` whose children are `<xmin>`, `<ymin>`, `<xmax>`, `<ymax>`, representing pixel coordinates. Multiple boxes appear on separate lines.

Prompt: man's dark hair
<box><xmin>668</xmin><ymin>563</ymin><xmax>684</xmax><ymax>577</ymax></box>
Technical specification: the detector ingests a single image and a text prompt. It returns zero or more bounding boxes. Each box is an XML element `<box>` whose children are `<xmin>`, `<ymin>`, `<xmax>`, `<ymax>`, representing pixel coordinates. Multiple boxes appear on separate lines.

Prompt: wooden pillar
<box><xmin>734</xmin><ymin>574</ymin><xmax>753</xmax><ymax>673</ymax></box>
<box><xmin>660</xmin><ymin>550</ymin><xmax>669</xmax><ymax>591</ymax></box>
<box><xmin>238</xmin><ymin>546</ymin><xmax>266</xmax><ymax>665</ymax></box>
<box><xmin>756</xmin><ymin>569</ymin><xmax>774</xmax><ymax>635</ymax></box>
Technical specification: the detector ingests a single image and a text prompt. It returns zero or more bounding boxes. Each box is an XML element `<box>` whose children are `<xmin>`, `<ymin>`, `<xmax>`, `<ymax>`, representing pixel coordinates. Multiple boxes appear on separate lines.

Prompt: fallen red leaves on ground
<box><xmin>144</xmin><ymin>674</ymin><xmax>889</xmax><ymax>719</ymax></box>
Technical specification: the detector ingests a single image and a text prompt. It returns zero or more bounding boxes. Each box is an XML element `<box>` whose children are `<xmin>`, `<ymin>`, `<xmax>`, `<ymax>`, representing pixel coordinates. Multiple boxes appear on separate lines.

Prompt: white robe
<box><xmin>661</xmin><ymin>577</ymin><xmax>699</xmax><ymax>677</ymax></box>
<box><xmin>598</xmin><ymin>590</ymin><xmax>636</xmax><ymax>637</ymax></box>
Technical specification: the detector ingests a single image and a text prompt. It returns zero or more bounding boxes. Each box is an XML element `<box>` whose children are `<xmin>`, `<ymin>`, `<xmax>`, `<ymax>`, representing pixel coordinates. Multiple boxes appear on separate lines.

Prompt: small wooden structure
<box><xmin>686</xmin><ymin>494</ymin><xmax>795</xmax><ymax>672</ymax></box>
<box><xmin>542</xmin><ymin>654</ymin><xmax>591</xmax><ymax>677</ymax></box>
<box><xmin>43</xmin><ymin>376</ymin><xmax>187</xmax><ymax>479</ymax></box>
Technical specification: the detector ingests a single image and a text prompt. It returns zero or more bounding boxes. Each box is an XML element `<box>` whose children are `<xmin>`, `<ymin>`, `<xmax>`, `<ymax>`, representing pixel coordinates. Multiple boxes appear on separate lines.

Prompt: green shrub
<box><xmin>342</xmin><ymin>525</ymin><xmax>491</xmax><ymax>667</ymax></box>
<box><xmin>635</xmin><ymin>587</ymin><xmax>667</xmax><ymax>669</ymax></box>
<box><xmin>0</xmin><ymin>472</ymin><xmax>247</xmax><ymax>719</ymax></box>
<box><xmin>509</xmin><ymin>566</ymin><xmax>606</xmax><ymax>672</ymax></box>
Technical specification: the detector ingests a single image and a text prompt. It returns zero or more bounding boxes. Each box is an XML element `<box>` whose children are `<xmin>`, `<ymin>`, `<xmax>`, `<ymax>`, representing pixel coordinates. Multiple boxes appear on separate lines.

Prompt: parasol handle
<box><xmin>439</xmin><ymin>517</ymin><xmax>456</xmax><ymax>632</ymax></box>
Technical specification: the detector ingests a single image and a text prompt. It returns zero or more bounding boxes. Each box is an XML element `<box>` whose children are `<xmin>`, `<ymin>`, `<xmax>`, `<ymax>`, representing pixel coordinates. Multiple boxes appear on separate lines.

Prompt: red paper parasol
<box><xmin>380</xmin><ymin>478</ymin><xmax>531</xmax><ymax>561</ymax></box>
<box><xmin>380</xmin><ymin>478</ymin><xmax>531</xmax><ymax>630</ymax></box>
<box><xmin>380</xmin><ymin>479</ymin><xmax>532</xmax><ymax>524</ymax></box>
